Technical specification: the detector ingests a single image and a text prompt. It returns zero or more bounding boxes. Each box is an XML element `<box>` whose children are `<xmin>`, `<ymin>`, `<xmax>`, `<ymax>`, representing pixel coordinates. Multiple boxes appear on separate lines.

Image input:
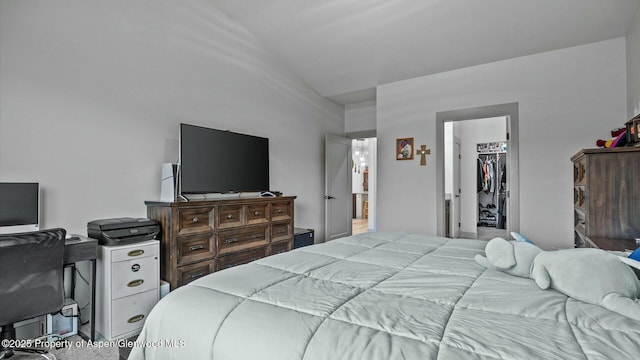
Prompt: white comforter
<box><xmin>129</xmin><ymin>232</ymin><xmax>640</xmax><ymax>359</ymax></box>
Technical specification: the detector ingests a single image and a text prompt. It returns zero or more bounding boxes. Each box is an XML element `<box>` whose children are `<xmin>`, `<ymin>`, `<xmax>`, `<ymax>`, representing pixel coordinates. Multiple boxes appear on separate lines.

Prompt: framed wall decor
<box><xmin>396</xmin><ymin>137</ymin><xmax>414</xmax><ymax>160</ymax></box>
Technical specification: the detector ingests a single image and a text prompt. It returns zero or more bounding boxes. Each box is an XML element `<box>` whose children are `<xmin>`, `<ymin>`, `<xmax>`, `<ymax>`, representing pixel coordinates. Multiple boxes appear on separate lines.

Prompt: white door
<box><xmin>325</xmin><ymin>134</ymin><xmax>352</xmax><ymax>241</ymax></box>
<box><xmin>452</xmin><ymin>138</ymin><xmax>461</xmax><ymax>238</ymax></box>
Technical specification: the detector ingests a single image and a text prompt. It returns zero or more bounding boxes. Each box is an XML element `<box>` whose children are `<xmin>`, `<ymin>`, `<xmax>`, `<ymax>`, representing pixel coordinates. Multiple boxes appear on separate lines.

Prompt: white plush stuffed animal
<box><xmin>474</xmin><ymin>237</ymin><xmax>542</xmax><ymax>278</ymax></box>
<box><xmin>477</xmin><ymin>237</ymin><xmax>640</xmax><ymax>321</ymax></box>
<box><xmin>532</xmin><ymin>248</ymin><xmax>640</xmax><ymax>321</ymax></box>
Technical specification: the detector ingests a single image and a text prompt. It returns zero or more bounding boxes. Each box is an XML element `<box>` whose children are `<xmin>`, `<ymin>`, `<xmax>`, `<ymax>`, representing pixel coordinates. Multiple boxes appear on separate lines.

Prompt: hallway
<box><xmin>352</xmin><ymin>218</ymin><xmax>368</xmax><ymax>235</ymax></box>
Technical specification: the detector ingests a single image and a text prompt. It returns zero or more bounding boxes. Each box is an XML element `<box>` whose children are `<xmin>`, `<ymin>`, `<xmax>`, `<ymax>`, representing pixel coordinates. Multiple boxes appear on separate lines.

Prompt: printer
<box><xmin>87</xmin><ymin>217</ymin><xmax>160</xmax><ymax>246</ymax></box>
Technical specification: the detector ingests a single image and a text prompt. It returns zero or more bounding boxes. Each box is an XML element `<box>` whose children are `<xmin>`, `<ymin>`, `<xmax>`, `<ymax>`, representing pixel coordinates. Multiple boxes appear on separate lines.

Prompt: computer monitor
<box><xmin>0</xmin><ymin>182</ymin><xmax>40</xmax><ymax>234</ymax></box>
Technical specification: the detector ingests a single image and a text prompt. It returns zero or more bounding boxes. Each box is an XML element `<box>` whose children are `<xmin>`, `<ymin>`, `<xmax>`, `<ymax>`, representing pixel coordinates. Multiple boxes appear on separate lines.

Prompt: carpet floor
<box><xmin>10</xmin><ymin>335</ymin><xmax>120</xmax><ymax>360</ymax></box>
<box><xmin>477</xmin><ymin>226</ymin><xmax>508</xmax><ymax>240</ymax></box>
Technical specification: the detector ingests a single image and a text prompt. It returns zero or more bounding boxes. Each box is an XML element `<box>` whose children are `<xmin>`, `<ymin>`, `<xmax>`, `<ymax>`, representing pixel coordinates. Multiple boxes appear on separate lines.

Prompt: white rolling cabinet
<box><xmin>96</xmin><ymin>240</ymin><xmax>159</xmax><ymax>341</ymax></box>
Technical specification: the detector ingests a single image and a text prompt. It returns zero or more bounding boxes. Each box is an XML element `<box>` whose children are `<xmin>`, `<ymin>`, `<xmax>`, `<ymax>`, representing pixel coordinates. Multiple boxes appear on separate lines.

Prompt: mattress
<box><xmin>129</xmin><ymin>232</ymin><xmax>640</xmax><ymax>359</ymax></box>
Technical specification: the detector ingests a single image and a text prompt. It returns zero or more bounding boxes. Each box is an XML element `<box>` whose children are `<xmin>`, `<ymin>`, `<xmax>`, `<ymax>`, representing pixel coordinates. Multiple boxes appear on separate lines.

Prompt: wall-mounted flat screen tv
<box><xmin>0</xmin><ymin>182</ymin><xmax>40</xmax><ymax>234</ymax></box>
<box><xmin>179</xmin><ymin>124</ymin><xmax>269</xmax><ymax>194</ymax></box>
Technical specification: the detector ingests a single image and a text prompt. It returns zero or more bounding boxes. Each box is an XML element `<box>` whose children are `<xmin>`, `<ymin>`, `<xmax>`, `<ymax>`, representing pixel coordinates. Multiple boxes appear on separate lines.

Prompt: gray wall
<box><xmin>628</xmin><ymin>7</ymin><xmax>640</xmax><ymax>117</ymax></box>
<box><xmin>345</xmin><ymin>101</ymin><xmax>376</xmax><ymax>134</ymax></box>
<box><xmin>0</xmin><ymin>0</ymin><xmax>343</xmax><ymax>241</ymax></box>
<box><xmin>376</xmin><ymin>38</ymin><xmax>627</xmax><ymax>250</ymax></box>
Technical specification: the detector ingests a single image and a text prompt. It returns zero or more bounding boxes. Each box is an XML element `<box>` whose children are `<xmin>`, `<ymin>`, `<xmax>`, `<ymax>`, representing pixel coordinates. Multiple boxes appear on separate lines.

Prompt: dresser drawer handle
<box><xmin>192</xmin><ymin>217</ymin><xmax>200</xmax><ymax>223</ymax></box>
<box><xmin>226</xmin><ymin>214</ymin><xmax>234</xmax><ymax>219</ymax></box>
<box><xmin>277</xmin><ymin>229</ymin><xmax>286</xmax><ymax>235</ymax></box>
<box><xmin>128</xmin><ymin>250</ymin><xmax>144</xmax><ymax>257</ymax></box>
<box><xmin>127</xmin><ymin>315</ymin><xmax>145</xmax><ymax>324</ymax></box>
<box><xmin>127</xmin><ymin>279</ymin><xmax>144</xmax><ymax>287</ymax></box>
<box><xmin>225</xmin><ymin>238</ymin><xmax>238</xmax><ymax>244</ymax></box>
<box><xmin>254</xmin><ymin>211</ymin><xmax>261</xmax><ymax>216</ymax></box>
<box><xmin>277</xmin><ymin>209</ymin><xmax>283</xmax><ymax>214</ymax></box>
<box><xmin>189</xmin><ymin>272</ymin><xmax>205</xmax><ymax>279</ymax></box>
<box><xmin>189</xmin><ymin>244</ymin><xmax>204</xmax><ymax>251</ymax></box>
<box><xmin>250</xmin><ymin>234</ymin><xmax>262</xmax><ymax>239</ymax></box>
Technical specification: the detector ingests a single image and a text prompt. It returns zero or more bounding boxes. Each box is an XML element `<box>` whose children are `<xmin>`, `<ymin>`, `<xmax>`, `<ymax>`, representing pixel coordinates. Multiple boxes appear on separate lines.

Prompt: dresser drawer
<box><xmin>271</xmin><ymin>221</ymin><xmax>292</xmax><ymax>242</ymax></box>
<box><xmin>178</xmin><ymin>207</ymin><xmax>214</xmax><ymax>235</ymax></box>
<box><xmin>177</xmin><ymin>233</ymin><xmax>215</xmax><ymax>266</ymax></box>
<box><xmin>574</xmin><ymin>209</ymin><xmax>586</xmax><ymax>233</ymax></box>
<box><xmin>574</xmin><ymin>230</ymin><xmax>595</xmax><ymax>248</ymax></box>
<box><xmin>218</xmin><ymin>205</ymin><xmax>244</xmax><ymax>229</ymax></box>
<box><xmin>247</xmin><ymin>203</ymin><xmax>269</xmax><ymax>225</ymax></box>
<box><xmin>575</xmin><ymin>159</ymin><xmax>586</xmax><ymax>185</ymax></box>
<box><xmin>111</xmin><ymin>255</ymin><xmax>159</xmax><ymax>300</ymax></box>
<box><xmin>271</xmin><ymin>201</ymin><xmax>292</xmax><ymax>221</ymax></box>
<box><xmin>217</xmin><ymin>247</ymin><xmax>267</xmax><ymax>271</ymax></box>
<box><xmin>270</xmin><ymin>241</ymin><xmax>290</xmax><ymax>255</ymax></box>
<box><xmin>111</xmin><ymin>242</ymin><xmax>159</xmax><ymax>263</ymax></box>
<box><xmin>574</xmin><ymin>186</ymin><xmax>585</xmax><ymax>210</ymax></box>
<box><xmin>111</xmin><ymin>289</ymin><xmax>158</xmax><ymax>338</ymax></box>
<box><xmin>177</xmin><ymin>260</ymin><xmax>215</xmax><ymax>287</ymax></box>
<box><xmin>217</xmin><ymin>225</ymin><xmax>269</xmax><ymax>255</ymax></box>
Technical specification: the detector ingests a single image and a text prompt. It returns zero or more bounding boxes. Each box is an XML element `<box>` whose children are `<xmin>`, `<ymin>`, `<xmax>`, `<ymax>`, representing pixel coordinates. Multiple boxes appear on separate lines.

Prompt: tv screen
<box><xmin>180</xmin><ymin>124</ymin><xmax>269</xmax><ymax>194</ymax></box>
<box><xmin>0</xmin><ymin>182</ymin><xmax>40</xmax><ymax>233</ymax></box>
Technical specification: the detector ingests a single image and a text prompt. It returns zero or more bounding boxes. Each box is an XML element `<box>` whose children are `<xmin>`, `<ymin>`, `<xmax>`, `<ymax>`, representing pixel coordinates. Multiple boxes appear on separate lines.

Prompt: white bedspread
<box><xmin>129</xmin><ymin>232</ymin><xmax>640</xmax><ymax>359</ymax></box>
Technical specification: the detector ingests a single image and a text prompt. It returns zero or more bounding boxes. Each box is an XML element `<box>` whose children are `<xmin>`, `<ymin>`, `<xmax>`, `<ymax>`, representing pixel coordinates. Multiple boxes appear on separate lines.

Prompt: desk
<box><xmin>64</xmin><ymin>236</ymin><xmax>97</xmax><ymax>341</ymax></box>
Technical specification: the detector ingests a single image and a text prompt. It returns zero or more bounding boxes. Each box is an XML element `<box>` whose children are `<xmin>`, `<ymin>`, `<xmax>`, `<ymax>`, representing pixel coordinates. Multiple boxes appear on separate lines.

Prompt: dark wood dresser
<box><xmin>145</xmin><ymin>196</ymin><xmax>295</xmax><ymax>290</ymax></box>
<box><xmin>571</xmin><ymin>148</ymin><xmax>639</xmax><ymax>251</ymax></box>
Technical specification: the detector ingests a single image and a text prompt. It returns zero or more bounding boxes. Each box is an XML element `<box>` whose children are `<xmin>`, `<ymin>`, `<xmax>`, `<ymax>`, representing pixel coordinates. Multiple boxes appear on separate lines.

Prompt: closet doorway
<box><xmin>437</xmin><ymin>102</ymin><xmax>520</xmax><ymax>240</ymax></box>
<box><xmin>445</xmin><ymin>117</ymin><xmax>508</xmax><ymax>239</ymax></box>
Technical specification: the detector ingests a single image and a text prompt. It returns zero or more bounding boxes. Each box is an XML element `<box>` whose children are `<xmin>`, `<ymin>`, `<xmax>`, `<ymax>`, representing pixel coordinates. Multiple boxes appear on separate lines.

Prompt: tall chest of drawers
<box><xmin>145</xmin><ymin>196</ymin><xmax>296</xmax><ymax>290</ymax></box>
<box><xmin>571</xmin><ymin>147</ymin><xmax>640</xmax><ymax>250</ymax></box>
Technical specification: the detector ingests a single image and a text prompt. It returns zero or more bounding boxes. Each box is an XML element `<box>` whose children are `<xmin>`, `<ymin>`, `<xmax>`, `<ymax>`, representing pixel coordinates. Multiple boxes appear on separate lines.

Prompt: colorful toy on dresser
<box><xmin>596</xmin><ymin>127</ymin><xmax>627</xmax><ymax>148</ymax></box>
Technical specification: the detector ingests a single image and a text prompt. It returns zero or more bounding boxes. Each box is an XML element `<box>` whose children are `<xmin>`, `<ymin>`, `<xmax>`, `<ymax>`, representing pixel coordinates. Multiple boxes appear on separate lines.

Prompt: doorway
<box><xmin>445</xmin><ymin>118</ymin><xmax>509</xmax><ymax>239</ymax></box>
<box><xmin>351</xmin><ymin>137</ymin><xmax>376</xmax><ymax>235</ymax></box>
<box><xmin>436</xmin><ymin>103</ymin><xmax>520</xmax><ymax>239</ymax></box>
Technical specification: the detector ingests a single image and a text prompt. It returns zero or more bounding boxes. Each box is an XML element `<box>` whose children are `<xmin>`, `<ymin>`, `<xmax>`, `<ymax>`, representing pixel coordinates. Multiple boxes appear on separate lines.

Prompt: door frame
<box><xmin>452</xmin><ymin>136</ymin><xmax>461</xmax><ymax>238</ymax></box>
<box><xmin>435</xmin><ymin>102</ymin><xmax>520</xmax><ymax>237</ymax></box>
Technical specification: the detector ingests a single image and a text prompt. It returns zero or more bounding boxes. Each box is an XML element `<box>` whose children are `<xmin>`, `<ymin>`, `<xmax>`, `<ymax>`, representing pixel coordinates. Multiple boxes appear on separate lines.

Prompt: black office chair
<box><xmin>0</xmin><ymin>228</ymin><xmax>66</xmax><ymax>359</ymax></box>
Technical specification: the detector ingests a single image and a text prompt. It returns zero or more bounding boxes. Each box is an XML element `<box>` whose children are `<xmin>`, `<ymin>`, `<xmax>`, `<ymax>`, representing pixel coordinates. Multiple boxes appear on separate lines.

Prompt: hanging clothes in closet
<box><xmin>478</xmin><ymin>155</ymin><xmax>496</xmax><ymax>195</ymax></box>
<box><xmin>477</xmin><ymin>152</ymin><xmax>506</xmax><ymax>228</ymax></box>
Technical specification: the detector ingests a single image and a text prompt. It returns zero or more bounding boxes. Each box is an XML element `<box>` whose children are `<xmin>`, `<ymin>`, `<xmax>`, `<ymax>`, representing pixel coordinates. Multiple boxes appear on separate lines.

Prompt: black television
<box><xmin>179</xmin><ymin>124</ymin><xmax>269</xmax><ymax>194</ymax></box>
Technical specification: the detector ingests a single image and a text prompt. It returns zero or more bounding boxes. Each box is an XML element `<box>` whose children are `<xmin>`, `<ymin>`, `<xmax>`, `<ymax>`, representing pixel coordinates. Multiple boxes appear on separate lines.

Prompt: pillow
<box><xmin>630</xmin><ymin>247</ymin><xmax>640</xmax><ymax>262</ymax></box>
<box><xmin>510</xmin><ymin>231</ymin><xmax>533</xmax><ymax>244</ymax></box>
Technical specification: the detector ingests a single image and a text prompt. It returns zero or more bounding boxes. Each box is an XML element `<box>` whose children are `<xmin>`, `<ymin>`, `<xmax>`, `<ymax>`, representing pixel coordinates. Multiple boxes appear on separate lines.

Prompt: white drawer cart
<box><xmin>96</xmin><ymin>240</ymin><xmax>159</xmax><ymax>341</ymax></box>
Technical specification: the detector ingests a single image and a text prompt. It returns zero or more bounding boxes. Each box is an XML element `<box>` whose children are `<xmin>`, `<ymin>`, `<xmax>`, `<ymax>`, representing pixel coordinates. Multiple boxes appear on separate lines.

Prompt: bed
<box><xmin>129</xmin><ymin>232</ymin><xmax>640</xmax><ymax>359</ymax></box>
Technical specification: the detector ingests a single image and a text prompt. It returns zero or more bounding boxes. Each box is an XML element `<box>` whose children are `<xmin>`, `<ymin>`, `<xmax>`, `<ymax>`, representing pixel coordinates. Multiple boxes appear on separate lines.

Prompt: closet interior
<box><xmin>477</xmin><ymin>142</ymin><xmax>507</xmax><ymax>230</ymax></box>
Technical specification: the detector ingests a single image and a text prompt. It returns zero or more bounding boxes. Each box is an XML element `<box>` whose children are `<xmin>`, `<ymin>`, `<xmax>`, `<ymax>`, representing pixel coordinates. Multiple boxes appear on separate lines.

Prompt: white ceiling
<box><xmin>211</xmin><ymin>0</ymin><xmax>640</xmax><ymax>105</ymax></box>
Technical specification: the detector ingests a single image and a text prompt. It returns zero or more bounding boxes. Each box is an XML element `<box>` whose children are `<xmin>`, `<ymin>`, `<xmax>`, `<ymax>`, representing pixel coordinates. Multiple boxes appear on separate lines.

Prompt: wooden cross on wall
<box><xmin>416</xmin><ymin>145</ymin><xmax>431</xmax><ymax>166</ymax></box>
